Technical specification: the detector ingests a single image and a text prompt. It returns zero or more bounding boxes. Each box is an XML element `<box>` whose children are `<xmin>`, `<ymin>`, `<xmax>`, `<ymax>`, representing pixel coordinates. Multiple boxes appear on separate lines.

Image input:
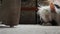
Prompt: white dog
<box><xmin>37</xmin><ymin>0</ymin><xmax>60</xmax><ymax>26</ymax></box>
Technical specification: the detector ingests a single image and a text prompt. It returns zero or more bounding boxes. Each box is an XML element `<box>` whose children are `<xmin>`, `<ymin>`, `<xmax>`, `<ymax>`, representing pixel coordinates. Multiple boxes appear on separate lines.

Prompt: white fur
<box><xmin>37</xmin><ymin>6</ymin><xmax>60</xmax><ymax>25</ymax></box>
<box><xmin>37</xmin><ymin>6</ymin><xmax>52</xmax><ymax>22</ymax></box>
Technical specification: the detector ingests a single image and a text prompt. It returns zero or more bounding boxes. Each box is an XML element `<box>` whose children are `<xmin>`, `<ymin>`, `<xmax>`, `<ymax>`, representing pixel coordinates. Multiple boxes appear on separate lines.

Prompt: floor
<box><xmin>0</xmin><ymin>24</ymin><xmax>60</xmax><ymax>34</ymax></box>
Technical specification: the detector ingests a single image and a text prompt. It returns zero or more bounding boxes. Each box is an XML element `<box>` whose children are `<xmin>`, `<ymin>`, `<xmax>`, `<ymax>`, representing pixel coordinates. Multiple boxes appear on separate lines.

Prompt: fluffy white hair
<box><xmin>37</xmin><ymin>6</ymin><xmax>60</xmax><ymax>25</ymax></box>
<box><xmin>37</xmin><ymin>6</ymin><xmax>52</xmax><ymax>22</ymax></box>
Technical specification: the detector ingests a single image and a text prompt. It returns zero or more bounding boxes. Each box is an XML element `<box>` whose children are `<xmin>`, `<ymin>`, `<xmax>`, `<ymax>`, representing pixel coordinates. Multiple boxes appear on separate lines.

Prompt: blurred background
<box><xmin>20</xmin><ymin>0</ymin><xmax>49</xmax><ymax>24</ymax></box>
<box><xmin>0</xmin><ymin>0</ymin><xmax>49</xmax><ymax>24</ymax></box>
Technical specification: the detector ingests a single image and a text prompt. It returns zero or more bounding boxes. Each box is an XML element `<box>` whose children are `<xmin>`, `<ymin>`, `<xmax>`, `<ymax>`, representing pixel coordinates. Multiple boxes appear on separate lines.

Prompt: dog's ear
<box><xmin>50</xmin><ymin>2</ymin><xmax>56</xmax><ymax>13</ymax></box>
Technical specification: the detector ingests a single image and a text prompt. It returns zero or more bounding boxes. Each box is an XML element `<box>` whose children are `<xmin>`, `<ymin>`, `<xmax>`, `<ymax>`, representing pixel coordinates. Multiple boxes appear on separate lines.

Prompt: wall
<box><xmin>20</xmin><ymin>0</ymin><xmax>49</xmax><ymax>24</ymax></box>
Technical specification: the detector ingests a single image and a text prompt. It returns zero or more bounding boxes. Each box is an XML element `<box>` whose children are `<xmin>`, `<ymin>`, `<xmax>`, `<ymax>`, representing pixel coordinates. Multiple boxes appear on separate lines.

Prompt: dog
<box><xmin>37</xmin><ymin>0</ymin><xmax>60</xmax><ymax>26</ymax></box>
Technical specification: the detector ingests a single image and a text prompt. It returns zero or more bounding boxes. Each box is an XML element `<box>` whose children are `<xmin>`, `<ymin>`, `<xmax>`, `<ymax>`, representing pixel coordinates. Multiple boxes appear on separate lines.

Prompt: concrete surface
<box><xmin>0</xmin><ymin>24</ymin><xmax>60</xmax><ymax>34</ymax></box>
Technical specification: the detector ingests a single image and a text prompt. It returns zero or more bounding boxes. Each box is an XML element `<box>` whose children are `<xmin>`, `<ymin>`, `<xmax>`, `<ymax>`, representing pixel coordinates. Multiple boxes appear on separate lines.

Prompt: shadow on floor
<box><xmin>0</xmin><ymin>26</ymin><xmax>15</xmax><ymax>28</ymax></box>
